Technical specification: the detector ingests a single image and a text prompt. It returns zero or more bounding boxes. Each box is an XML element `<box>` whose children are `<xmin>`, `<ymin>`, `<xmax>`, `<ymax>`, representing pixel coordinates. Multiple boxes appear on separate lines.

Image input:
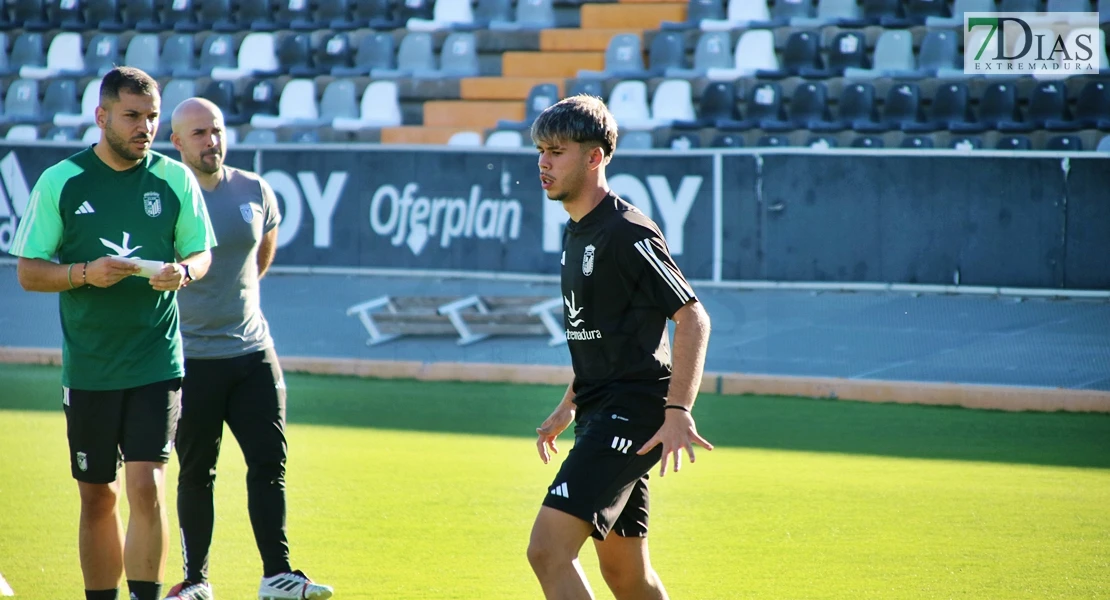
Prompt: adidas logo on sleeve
<box><xmin>74</xmin><ymin>201</ymin><xmax>95</xmax><ymax>215</ymax></box>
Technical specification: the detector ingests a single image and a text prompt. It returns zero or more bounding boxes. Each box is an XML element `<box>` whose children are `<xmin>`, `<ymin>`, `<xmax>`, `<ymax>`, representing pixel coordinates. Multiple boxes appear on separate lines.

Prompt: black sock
<box><xmin>126</xmin><ymin>580</ymin><xmax>161</xmax><ymax>600</ymax></box>
<box><xmin>85</xmin><ymin>590</ymin><xmax>118</xmax><ymax>600</ymax></box>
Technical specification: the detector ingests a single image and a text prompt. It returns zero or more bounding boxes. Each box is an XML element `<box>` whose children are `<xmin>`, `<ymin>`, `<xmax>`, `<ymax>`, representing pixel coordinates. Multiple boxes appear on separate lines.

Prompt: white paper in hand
<box><xmin>121</xmin><ymin>257</ymin><xmax>166</xmax><ymax>279</ymax></box>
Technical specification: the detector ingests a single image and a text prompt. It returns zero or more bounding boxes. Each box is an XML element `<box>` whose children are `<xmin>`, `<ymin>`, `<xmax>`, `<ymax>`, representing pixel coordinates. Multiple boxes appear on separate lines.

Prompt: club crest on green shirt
<box><xmin>143</xmin><ymin>191</ymin><xmax>161</xmax><ymax>217</ymax></box>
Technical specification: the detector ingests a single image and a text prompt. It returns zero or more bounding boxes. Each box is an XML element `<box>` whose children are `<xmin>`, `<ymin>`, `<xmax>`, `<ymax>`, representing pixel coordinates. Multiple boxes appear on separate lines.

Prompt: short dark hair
<box><xmin>530</xmin><ymin>95</ymin><xmax>618</xmax><ymax>160</ymax></box>
<box><xmin>99</xmin><ymin>66</ymin><xmax>160</xmax><ymax>106</ymax></box>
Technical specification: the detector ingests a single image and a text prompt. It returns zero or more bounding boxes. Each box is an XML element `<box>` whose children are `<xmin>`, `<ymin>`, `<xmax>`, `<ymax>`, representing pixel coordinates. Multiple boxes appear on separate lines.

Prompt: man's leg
<box><xmin>119</xmin><ymin>378</ymin><xmax>182</xmax><ymax>600</ymax></box>
<box><xmin>593</xmin><ymin>535</ymin><xmax>667</xmax><ymax>600</ymax></box>
<box><xmin>225</xmin><ymin>349</ymin><xmax>291</xmax><ymax>577</ymax></box>
<box><xmin>77</xmin><ymin>481</ymin><xmax>125</xmax><ymax>593</ymax></box>
<box><xmin>176</xmin><ymin>358</ymin><xmax>232</xmax><ymax>585</ymax></box>
<box><xmin>527</xmin><ymin>506</ymin><xmax>596</xmax><ymax>600</ymax></box>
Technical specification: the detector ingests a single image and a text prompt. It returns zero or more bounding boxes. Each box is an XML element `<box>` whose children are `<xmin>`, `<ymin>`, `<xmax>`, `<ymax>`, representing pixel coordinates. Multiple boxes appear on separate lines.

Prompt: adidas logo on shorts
<box><xmin>549</xmin><ymin>482</ymin><xmax>569</xmax><ymax>498</ymax></box>
<box><xmin>611</xmin><ymin>436</ymin><xmax>633</xmax><ymax>454</ymax></box>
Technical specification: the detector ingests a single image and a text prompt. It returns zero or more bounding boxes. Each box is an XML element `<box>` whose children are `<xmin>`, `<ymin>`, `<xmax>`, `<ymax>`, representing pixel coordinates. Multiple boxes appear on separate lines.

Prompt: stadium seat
<box><xmin>953</xmin><ymin>82</ymin><xmax>1024</xmax><ymax>133</ymax></box>
<box><xmin>844</xmin><ymin>29</ymin><xmax>914</xmax><ymax>79</ymax></box>
<box><xmin>251</xmin><ymin>79</ymin><xmax>319</xmax><ymax>128</ymax></box>
<box><xmin>372</xmin><ymin>32</ymin><xmax>434</xmax><ymax>78</ymax></box>
<box><xmin>996</xmin><ymin>135</ymin><xmax>1033</xmax><ymax>150</ymax></box>
<box><xmin>665</xmin><ymin>132</ymin><xmax>700</xmax><ymax>150</ymax></box>
<box><xmin>710</xmin><ymin>132</ymin><xmax>743</xmax><ymax>147</ymax></box>
<box><xmin>224</xmin><ymin>127</ymin><xmax>238</xmax><ymax>145</ymax></box>
<box><xmin>806</xmin><ymin>134</ymin><xmax>837</xmax><ymax>148</ymax></box>
<box><xmin>160</xmin><ymin>79</ymin><xmax>196</xmax><ymax>123</ymax></box>
<box><xmin>780</xmin><ymin>30</ymin><xmax>823</xmax><ymax>77</ymax></box>
<box><xmin>823</xmin><ymin>31</ymin><xmax>867</xmax><ymax>76</ymax></box>
<box><xmin>665</xmin><ymin>31</ymin><xmax>731</xmax><ymax>78</ymax></box>
<box><xmin>881</xmin><ymin>82</ymin><xmax>924</xmax><ymax>131</ymax></box>
<box><xmin>608</xmin><ymin>80</ymin><xmax>653</xmax><ymax>130</ymax></box>
<box><xmin>647</xmin><ymin>32</ymin><xmax>685</xmax><ymax>76</ymax></box>
<box><xmin>211</xmin><ymin>32</ymin><xmax>279</xmax><ymax>81</ymax></box>
<box><xmin>20</xmin><ymin>32</ymin><xmax>83</xmax><ymax>79</ymax></box>
<box><xmin>5</xmin><ymin>124</ymin><xmax>39</xmax><ymax>140</ymax></box>
<box><xmin>407</xmin><ymin>0</ymin><xmax>475</xmax><ymax>31</ymax></box>
<box><xmin>334</xmin><ymin>32</ymin><xmax>394</xmax><ymax>76</ymax></box>
<box><xmin>567</xmin><ymin>80</ymin><xmax>602</xmax><ymax>98</ymax></box>
<box><xmin>757</xmin><ymin>134</ymin><xmax>790</xmax><ymax>147</ymax></box>
<box><xmin>242</xmin><ymin>128</ymin><xmax>278</xmax><ymax>144</ymax></box>
<box><xmin>278</xmin><ymin>0</ymin><xmax>315</xmax><ymax>30</ymax></box>
<box><xmin>240</xmin><ymin>79</ymin><xmax>278</xmax><ymax>123</ymax></box>
<box><xmin>354</xmin><ymin>0</ymin><xmax>402</xmax><ymax>29</ymax></box>
<box><xmin>319</xmin><ymin>79</ymin><xmax>359</xmax><ymax>123</ymax></box>
<box><xmin>448</xmin><ymin>130</ymin><xmax>482</xmax><ymax>146</ymax></box>
<box><xmin>812</xmin><ymin>82</ymin><xmax>876</xmax><ymax>132</ymax></box>
<box><xmin>950</xmin><ymin>135</ymin><xmax>982</xmax><ymax>150</ymax></box>
<box><xmin>84</xmin><ymin>33</ymin><xmax>120</xmax><ymax>76</ymax></box>
<box><xmin>287</xmin><ymin>128</ymin><xmax>320</xmax><ymax>143</ymax></box>
<box><xmin>1025</xmin><ymin>81</ymin><xmax>1069</xmax><ymax>128</ymax></box>
<box><xmin>905</xmin><ymin>82</ymin><xmax>973</xmax><ymax>132</ymax></box>
<box><xmin>52</xmin><ymin>0</ymin><xmax>84</xmax><ymax>30</ymax></box>
<box><xmin>719</xmin><ymin>81</ymin><xmax>782</xmax><ymax>130</ymax></box>
<box><xmin>650</xmin><ymin>79</ymin><xmax>695</xmax><ymax>127</ymax></box>
<box><xmin>1048</xmin><ymin>80</ymin><xmax>1110</xmax><ymax>130</ymax></box>
<box><xmin>3</xmin><ymin>80</ymin><xmax>42</xmax><ymax>124</ymax></box>
<box><xmin>761</xmin><ymin>81</ymin><xmax>829</xmax><ymax>131</ymax></box>
<box><xmin>1096</xmin><ymin>136</ymin><xmax>1110</xmax><ymax>152</ymax></box>
<box><xmin>673</xmin><ymin>80</ymin><xmax>737</xmax><ymax>129</ymax></box>
<box><xmin>433</xmin><ymin>32</ymin><xmax>479</xmax><ymax>77</ymax></box>
<box><xmin>45</xmin><ymin>125</ymin><xmax>80</xmax><ymax>141</ymax></box>
<box><xmin>82</xmin><ymin>124</ymin><xmax>101</xmax><ymax>143</ymax></box>
<box><xmin>706</xmin><ymin>29</ymin><xmax>778</xmax><ymax>81</ymax></box>
<box><xmin>42</xmin><ymin>79</ymin><xmax>79</xmax><ymax>118</ymax></box>
<box><xmin>900</xmin><ymin>134</ymin><xmax>935</xmax><ymax>148</ymax></box>
<box><xmin>579</xmin><ymin>34</ymin><xmax>647</xmax><ymax>79</ymax></box>
<box><xmin>54</xmin><ymin>78</ymin><xmax>99</xmax><ymax>127</ymax></box>
<box><xmin>199</xmin><ymin>34</ymin><xmax>236</xmax><ymax>76</ymax></box>
<box><xmin>473</xmin><ymin>0</ymin><xmax>511</xmax><ymax>27</ymax></box>
<box><xmin>317</xmin><ymin>0</ymin><xmax>356</xmax><ymax>29</ymax></box>
<box><xmin>1045</xmin><ymin>134</ymin><xmax>1083</xmax><ymax>151</ymax></box>
<box><xmin>851</xmin><ymin>135</ymin><xmax>884</xmax><ymax>148</ymax></box>
<box><xmin>236</xmin><ymin>0</ymin><xmax>276</xmax><ymax>30</ymax></box>
<box><xmin>200</xmin><ymin>80</ymin><xmax>245</xmax><ymax>125</ymax></box>
<box><xmin>122</xmin><ymin>34</ymin><xmax>163</xmax><ymax>77</ymax></box>
<box><xmin>496</xmin><ymin>83</ymin><xmax>557</xmax><ymax>130</ymax></box>
<box><xmin>162</xmin><ymin>0</ymin><xmax>197</xmax><ymax>31</ymax></box>
<box><xmin>918</xmin><ymin>30</ymin><xmax>958</xmax><ymax>75</ymax></box>
<box><xmin>0</xmin><ymin>34</ymin><xmax>9</xmax><ymax>77</ymax></box>
<box><xmin>493</xmin><ymin>0</ymin><xmax>555</xmax><ymax>30</ymax></box>
<box><xmin>773</xmin><ymin>0</ymin><xmax>814</xmax><ymax>23</ymax></box>
<box><xmin>162</xmin><ymin>34</ymin><xmax>200</xmax><ymax>78</ymax></box>
<box><xmin>904</xmin><ymin>0</ymin><xmax>948</xmax><ymax>21</ymax></box>
<box><xmin>485</xmin><ymin>130</ymin><xmax>522</xmax><ymax>147</ymax></box>
<box><xmin>278</xmin><ymin>33</ymin><xmax>315</xmax><ymax>77</ymax></box>
<box><xmin>13</xmin><ymin>0</ymin><xmax>52</xmax><ymax>31</ymax></box>
<box><xmin>86</xmin><ymin>0</ymin><xmax>124</xmax><ymax>31</ymax></box>
<box><xmin>660</xmin><ymin>0</ymin><xmax>721</xmax><ymax>29</ymax></box>
<box><xmin>700</xmin><ymin>0</ymin><xmax>771</xmax><ymax>30</ymax></box>
<box><xmin>814</xmin><ymin>0</ymin><xmax>866</xmax><ymax>26</ymax></box>
<box><xmin>316</xmin><ymin>32</ymin><xmax>352</xmax><ymax>74</ymax></box>
<box><xmin>617</xmin><ymin>130</ymin><xmax>653</xmax><ymax>149</ymax></box>
<box><xmin>926</xmin><ymin>0</ymin><xmax>992</xmax><ymax>26</ymax></box>
<box><xmin>332</xmin><ymin>80</ymin><xmax>402</xmax><ymax>129</ymax></box>
<box><xmin>121</xmin><ymin>0</ymin><xmax>160</xmax><ymax>30</ymax></box>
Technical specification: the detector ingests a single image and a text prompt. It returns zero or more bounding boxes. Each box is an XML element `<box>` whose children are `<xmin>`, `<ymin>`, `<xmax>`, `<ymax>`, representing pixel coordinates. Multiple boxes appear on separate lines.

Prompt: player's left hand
<box><xmin>149</xmin><ymin>263</ymin><xmax>188</xmax><ymax>291</ymax></box>
<box><xmin>637</xmin><ymin>409</ymin><xmax>713</xmax><ymax>477</ymax></box>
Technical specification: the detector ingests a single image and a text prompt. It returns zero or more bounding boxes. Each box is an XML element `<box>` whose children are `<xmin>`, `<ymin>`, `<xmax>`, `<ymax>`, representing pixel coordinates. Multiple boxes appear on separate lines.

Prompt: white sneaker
<box><xmin>164</xmin><ymin>581</ymin><xmax>214</xmax><ymax>600</ymax></box>
<box><xmin>258</xmin><ymin>570</ymin><xmax>333</xmax><ymax>600</ymax></box>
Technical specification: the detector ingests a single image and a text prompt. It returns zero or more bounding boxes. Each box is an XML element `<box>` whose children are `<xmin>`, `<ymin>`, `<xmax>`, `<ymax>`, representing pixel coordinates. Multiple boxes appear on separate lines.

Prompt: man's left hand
<box><xmin>150</xmin><ymin>263</ymin><xmax>188</xmax><ymax>291</ymax></box>
<box><xmin>637</xmin><ymin>409</ymin><xmax>713</xmax><ymax>477</ymax></box>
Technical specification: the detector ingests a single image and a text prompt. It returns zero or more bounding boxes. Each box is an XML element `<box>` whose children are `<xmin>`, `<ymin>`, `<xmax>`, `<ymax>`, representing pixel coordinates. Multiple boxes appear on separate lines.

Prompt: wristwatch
<box><xmin>182</xmin><ymin>263</ymin><xmax>193</xmax><ymax>283</ymax></box>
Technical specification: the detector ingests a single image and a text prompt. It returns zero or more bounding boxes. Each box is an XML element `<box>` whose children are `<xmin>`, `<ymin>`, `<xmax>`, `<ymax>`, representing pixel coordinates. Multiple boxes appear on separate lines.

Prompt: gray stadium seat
<box><xmin>316</xmin><ymin>32</ymin><xmax>352</xmax><ymax>74</ymax></box>
<box><xmin>372</xmin><ymin>32</ymin><xmax>434</xmax><ymax>78</ymax></box>
<box><xmin>20</xmin><ymin>31</ymin><xmax>84</xmax><ymax>79</ymax></box>
<box><xmin>160</xmin><ymin>79</ymin><xmax>196</xmax><ymax>123</ymax></box>
<box><xmin>10</xmin><ymin>33</ymin><xmax>46</xmax><ymax>75</ymax></box>
<box><xmin>334</xmin><ymin>32</ymin><xmax>394</xmax><ymax>76</ymax></box>
<box><xmin>1096</xmin><ymin>136</ymin><xmax>1110</xmax><ymax>152</ymax></box>
<box><xmin>474</xmin><ymin>0</ymin><xmax>511</xmax><ymax>27</ymax></box>
<box><xmin>163</xmin><ymin>34</ymin><xmax>201</xmax><ymax>78</ymax></box>
<box><xmin>84</xmin><ymin>34</ymin><xmax>120</xmax><ymax>76</ymax></box>
<box><xmin>433</xmin><ymin>32</ymin><xmax>479</xmax><ymax>77</ymax></box>
<box><xmin>319</xmin><ymin>79</ymin><xmax>358</xmax><ymax>122</ymax></box>
<box><xmin>242</xmin><ymin>128</ymin><xmax>278</xmax><ymax>144</ymax></box>
<box><xmin>917</xmin><ymin>29</ymin><xmax>958</xmax><ymax>75</ymax></box>
<box><xmin>579</xmin><ymin>34</ymin><xmax>646</xmax><ymax>79</ymax></box>
<box><xmin>42</xmin><ymin>79</ymin><xmax>79</xmax><ymax>118</ymax></box>
<box><xmin>490</xmin><ymin>0</ymin><xmax>554</xmax><ymax>29</ymax></box>
<box><xmin>5</xmin><ymin>125</ymin><xmax>39</xmax><ymax>140</ymax></box>
<box><xmin>496</xmin><ymin>83</ymin><xmax>558</xmax><ymax>130</ymax></box>
<box><xmin>617</xmin><ymin>131</ymin><xmax>653</xmax><ymax>150</ymax></box>
<box><xmin>661</xmin><ymin>0</ymin><xmax>721</xmax><ymax>29</ymax></box>
<box><xmin>3</xmin><ymin>79</ymin><xmax>42</xmax><ymax>124</ymax></box>
<box><xmin>123</xmin><ymin>34</ymin><xmax>163</xmax><ymax>77</ymax></box>
<box><xmin>199</xmin><ymin>34</ymin><xmax>236</xmax><ymax>75</ymax></box>
<box><xmin>664</xmin><ymin>31</ymin><xmax>731</xmax><ymax>78</ymax></box>
<box><xmin>647</xmin><ymin>32</ymin><xmax>685</xmax><ymax>75</ymax></box>
<box><xmin>45</xmin><ymin>126</ymin><xmax>80</xmax><ymax>141</ymax></box>
<box><xmin>845</xmin><ymin>29</ymin><xmax>915</xmax><ymax>79</ymax></box>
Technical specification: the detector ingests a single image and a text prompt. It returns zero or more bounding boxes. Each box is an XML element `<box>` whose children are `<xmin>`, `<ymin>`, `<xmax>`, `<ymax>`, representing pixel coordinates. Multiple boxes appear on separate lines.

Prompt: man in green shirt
<box><xmin>9</xmin><ymin>66</ymin><xmax>216</xmax><ymax>600</ymax></box>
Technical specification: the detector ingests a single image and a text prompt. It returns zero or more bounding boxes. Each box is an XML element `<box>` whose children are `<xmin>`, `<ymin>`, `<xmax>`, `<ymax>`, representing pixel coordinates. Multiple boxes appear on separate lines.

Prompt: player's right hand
<box><xmin>536</xmin><ymin>403</ymin><xmax>575</xmax><ymax>465</ymax></box>
<box><xmin>86</xmin><ymin>257</ymin><xmax>141</xmax><ymax>288</ymax></box>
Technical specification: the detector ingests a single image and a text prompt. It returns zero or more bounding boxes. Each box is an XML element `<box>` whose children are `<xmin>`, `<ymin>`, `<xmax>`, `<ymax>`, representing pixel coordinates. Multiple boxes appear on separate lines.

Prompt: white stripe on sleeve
<box><xmin>634</xmin><ymin>239</ymin><xmax>693</xmax><ymax>304</ymax></box>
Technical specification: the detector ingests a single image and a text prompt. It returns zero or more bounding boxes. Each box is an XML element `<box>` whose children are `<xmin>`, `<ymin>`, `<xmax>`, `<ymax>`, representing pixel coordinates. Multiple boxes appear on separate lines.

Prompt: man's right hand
<box><xmin>85</xmin><ymin>257</ymin><xmax>141</xmax><ymax>288</ymax></box>
<box><xmin>536</xmin><ymin>402</ymin><xmax>575</xmax><ymax>465</ymax></box>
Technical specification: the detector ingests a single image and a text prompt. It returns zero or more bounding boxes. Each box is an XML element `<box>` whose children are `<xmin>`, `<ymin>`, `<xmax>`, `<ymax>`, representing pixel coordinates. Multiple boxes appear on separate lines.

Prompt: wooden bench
<box><xmin>346</xmin><ymin>295</ymin><xmax>564</xmax><ymax>347</ymax></box>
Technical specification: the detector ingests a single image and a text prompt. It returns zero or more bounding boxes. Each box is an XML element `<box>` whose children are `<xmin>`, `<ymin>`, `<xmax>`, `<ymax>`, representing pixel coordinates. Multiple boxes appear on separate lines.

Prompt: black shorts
<box><xmin>541</xmin><ymin>404</ymin><xmax>664</xmax><ymax>541</ymax></box>
<box><xmin>63</xmin><ymin>378</ymin><xmax>182</xmax><ymax>484</ymax></box>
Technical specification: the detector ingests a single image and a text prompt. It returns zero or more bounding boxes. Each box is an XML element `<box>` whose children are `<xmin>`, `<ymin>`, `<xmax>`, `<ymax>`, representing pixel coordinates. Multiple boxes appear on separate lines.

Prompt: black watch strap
<box><xmin>182</xmin><ymin>263</ymin><xmax>193</xmax><ymax>282</ymax></box>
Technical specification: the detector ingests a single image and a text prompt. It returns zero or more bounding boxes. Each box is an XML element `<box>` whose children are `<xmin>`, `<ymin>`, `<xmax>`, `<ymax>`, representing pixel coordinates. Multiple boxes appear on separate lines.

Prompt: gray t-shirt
<box><xmin>178</xmin><ymin>166</ymin><xmax>280</xmax><ymax>359</ymax></box>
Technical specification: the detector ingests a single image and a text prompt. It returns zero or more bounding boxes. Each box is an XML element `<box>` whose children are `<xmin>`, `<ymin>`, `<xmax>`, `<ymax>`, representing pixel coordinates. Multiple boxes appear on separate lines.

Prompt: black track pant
<box><xmin>175</xmin><ymin>348</ymin><xmax>291</xmax><ymax>582</ymax></box>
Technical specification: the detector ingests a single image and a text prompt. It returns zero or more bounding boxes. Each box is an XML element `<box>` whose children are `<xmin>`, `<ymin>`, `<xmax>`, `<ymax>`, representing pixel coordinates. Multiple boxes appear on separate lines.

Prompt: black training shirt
<box><xmin>559</xmin><ymin>192</ymin><xmax>698</xmax><ymax>414</ymax></box>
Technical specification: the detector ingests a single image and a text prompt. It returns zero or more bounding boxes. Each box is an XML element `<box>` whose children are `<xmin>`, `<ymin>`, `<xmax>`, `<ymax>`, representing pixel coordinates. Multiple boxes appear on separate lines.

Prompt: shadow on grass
<box><xmin>4</xmin><ymin>364</ymin><xmax>1109</xmax><ymax>469</ymax></box>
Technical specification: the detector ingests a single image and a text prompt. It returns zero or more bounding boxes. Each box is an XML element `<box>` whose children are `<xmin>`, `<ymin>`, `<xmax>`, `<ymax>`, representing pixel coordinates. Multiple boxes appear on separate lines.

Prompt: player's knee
<box><xmin>598</xmin><ymin>561</ymin><xmax>644</xmax><ymax>596</ymax></box>
<box><xmin>78</xmin><ymin>483</ymin><xmax>119</xmax><ymax>517</ymax></box>
<box><xmin>125</xmin><ymin>469</ymin><xmax>165</xmax><ymax>512</ymax></box>
<box><xmin>245</xmin><ymin>459</ymin><xmax>285</xmax><ymax>484</ymax></box>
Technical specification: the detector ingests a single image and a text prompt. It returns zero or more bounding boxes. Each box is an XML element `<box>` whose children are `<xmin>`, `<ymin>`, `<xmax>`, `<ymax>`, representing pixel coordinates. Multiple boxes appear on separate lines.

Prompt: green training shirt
<box><xmin>10</xmin><ymin>147</ymin><xmax>216</xmax><ymax>391</ymax></box>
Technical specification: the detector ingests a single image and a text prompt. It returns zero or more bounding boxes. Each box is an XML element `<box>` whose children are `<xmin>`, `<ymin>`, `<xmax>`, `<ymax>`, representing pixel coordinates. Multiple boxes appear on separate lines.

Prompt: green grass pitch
<box><xmin>0</xmin><ymin>363</ymin><xmax>1108</xmax><ymax>599</ymax></box>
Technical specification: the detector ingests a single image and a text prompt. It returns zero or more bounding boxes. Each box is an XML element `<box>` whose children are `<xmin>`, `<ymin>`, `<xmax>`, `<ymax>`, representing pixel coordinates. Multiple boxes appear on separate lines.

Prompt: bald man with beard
<box><xmin>165</xmin><ymin>98</ymin><xmax>334</xmax><ymax>600</ymax></box>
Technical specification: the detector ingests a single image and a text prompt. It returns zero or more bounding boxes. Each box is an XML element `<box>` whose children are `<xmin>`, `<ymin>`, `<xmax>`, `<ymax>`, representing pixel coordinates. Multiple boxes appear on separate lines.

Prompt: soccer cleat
<box><xmin>164</xmin><ymin>581</ymin><xmax>214</xmax><ymax>600</ymax></box>
<box><xmin>258</xmin><ymin>570</ymin><xmax>333</xmax><ymax>600</ymax></box>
